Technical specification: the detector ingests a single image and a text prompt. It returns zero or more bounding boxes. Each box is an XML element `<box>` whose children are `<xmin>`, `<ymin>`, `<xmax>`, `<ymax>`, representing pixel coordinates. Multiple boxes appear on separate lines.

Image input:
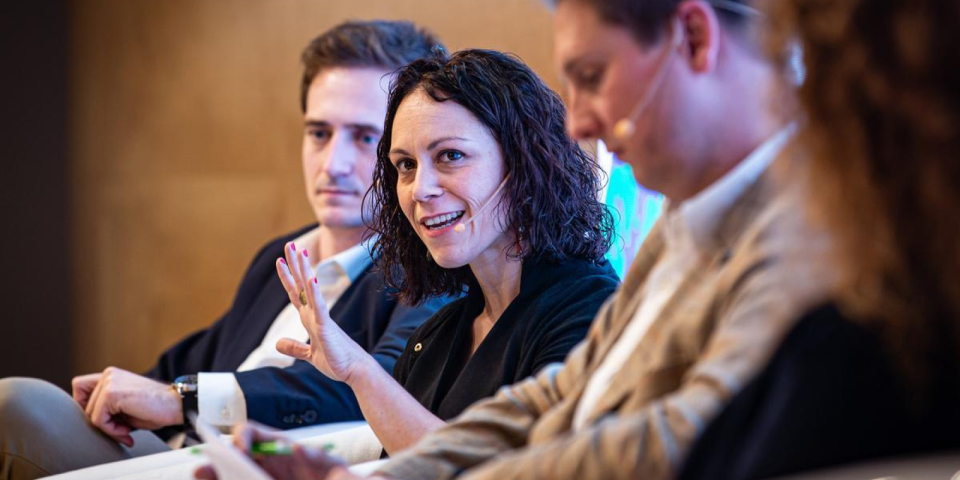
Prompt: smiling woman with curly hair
<box><xmin>370</xmin><ymin>48</ymin><xmax>617</xmax><ymax>305</ymax></box>
<box><xmin>237</xmin><ymin>48</ymin><xmax>619</xmax><ymax>464</ymax></box>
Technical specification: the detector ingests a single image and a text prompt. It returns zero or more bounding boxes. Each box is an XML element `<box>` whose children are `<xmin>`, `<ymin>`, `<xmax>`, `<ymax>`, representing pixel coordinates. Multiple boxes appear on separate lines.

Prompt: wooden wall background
<box><xmin>69</xmin><ymin>0</ymin><xmax>559</xmax><ymax>374</ymax></box>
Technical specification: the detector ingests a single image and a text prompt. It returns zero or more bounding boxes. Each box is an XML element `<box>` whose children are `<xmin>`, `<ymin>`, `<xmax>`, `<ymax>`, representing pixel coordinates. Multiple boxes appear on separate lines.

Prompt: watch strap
<box><xmin>172</xmin><ymin>375</ymin><xmax>199</xmax><ymax>429</ymax></box>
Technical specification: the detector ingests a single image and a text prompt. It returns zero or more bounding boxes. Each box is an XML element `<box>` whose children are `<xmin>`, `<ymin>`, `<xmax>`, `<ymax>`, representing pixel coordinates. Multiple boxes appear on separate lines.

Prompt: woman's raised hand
<box><xmin>274</xmin><ymin>242</ymin><xmax>370</xmax><ymax>384</ymax></box>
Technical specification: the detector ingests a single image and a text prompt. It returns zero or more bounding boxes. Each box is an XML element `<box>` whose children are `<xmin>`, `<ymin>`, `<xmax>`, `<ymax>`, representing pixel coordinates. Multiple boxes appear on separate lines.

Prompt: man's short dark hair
<box><xmin>550</xmin><ymin>0</ymin><xmax>757</xmax><ymax>45</ymax></box>
<box><xmin>299</xmin><ymin>20</ymin><xmax>443</xmax><ymax>112</ymax></box>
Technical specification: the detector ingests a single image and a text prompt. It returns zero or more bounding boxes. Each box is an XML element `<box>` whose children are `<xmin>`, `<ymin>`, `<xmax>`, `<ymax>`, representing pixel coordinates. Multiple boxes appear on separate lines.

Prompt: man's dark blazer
<box><xmin>145</xmin><ymin>224</ymin><xmax>446</xmax><ymax>429</ymax></box>
<box><xmin>678</xmin><ymin>303</ymin><xmax>960</xmax><ymax>480</ymax></box>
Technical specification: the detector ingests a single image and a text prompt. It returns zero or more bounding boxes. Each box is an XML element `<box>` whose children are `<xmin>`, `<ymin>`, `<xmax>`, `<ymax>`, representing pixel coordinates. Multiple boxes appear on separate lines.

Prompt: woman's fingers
<box><xmin>287</xmin><ymin>243</ymin><xmax>310</xmax><ymax>290</ymax></box>
<box><xmin>305</xmin><ymin>274</ymin><xmax>330</xmax><ymax>319</ymax></box>
<box><xmin>276</xmin><ymin>338</ymin><xmax>311</xmax><ymax>360</ymax></box>
<box><xmin>276</xmin><ymin>257</ymin><xmax>301</xmax><ymax>306</ymax></box>
<box><xmin>285</xmin><ymin>243</ymin><xmax>306</xmax><ymax>291</ymax></box>
<box><xmin>277</xmin><ymin>242</ymin><xmax>313</xmax><ymax>310</ymax></box>
<box><xmin>295</xmin><ymin>246</ymin><xmax>311</xmax><ymax>293</ymax></box>
<box><xmin>299</xmin><ymin>276</ymin><xmax>336</xmax><ymax>346</ymax></box>
<box><xmin>277</xmin><ymin>243</ymin><xmax>333</xmax><ymax>341</ymax></box>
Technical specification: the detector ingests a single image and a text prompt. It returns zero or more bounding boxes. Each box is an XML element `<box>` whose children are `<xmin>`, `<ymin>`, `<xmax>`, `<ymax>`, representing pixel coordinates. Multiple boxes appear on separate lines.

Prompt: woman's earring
<box><xmin>426</xmin><ymin>250</ymin><xmax>433</xmax><ymax>262</ymax></box>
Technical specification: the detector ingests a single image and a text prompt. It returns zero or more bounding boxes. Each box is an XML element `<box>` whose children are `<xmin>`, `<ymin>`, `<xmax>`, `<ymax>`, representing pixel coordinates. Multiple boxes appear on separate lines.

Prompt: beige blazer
<box><xmin>377</xmin><ymin>158</ymin><xmax>836</xmax><ymax>480</ymax></box>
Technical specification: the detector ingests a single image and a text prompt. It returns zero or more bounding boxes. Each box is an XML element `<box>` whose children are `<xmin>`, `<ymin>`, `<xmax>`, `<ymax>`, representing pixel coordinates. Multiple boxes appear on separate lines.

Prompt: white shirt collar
<box><xmin>289</xmin><ymin>227</ymin><xmax>374</xmax><ymax>282</ymax></box>
<box><xmin>662</xmin><ymin>124</ymin><xmax>796</xmax><ymax>252</ymax></box>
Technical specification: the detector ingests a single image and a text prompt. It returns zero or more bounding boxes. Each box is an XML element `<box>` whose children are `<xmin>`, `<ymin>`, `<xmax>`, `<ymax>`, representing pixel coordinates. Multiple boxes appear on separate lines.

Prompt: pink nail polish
<box><xmin>290</xmin><ymin>242</ymin><xmax>297</xmax><ymax>251</ymax></box>
<box><xmin>279</xmin><ymin>258</ymin><xmax>286</xmax><ymax>265</ymax></box>
<box><xmin>313</xmin><ymin>277</ymin><xmax>318</xmax><ymax>284</ymax></box>
<box><xmin>303</xmin><ymin>250</ymin><xmax>308</xmax><ymax>257</ymax></box>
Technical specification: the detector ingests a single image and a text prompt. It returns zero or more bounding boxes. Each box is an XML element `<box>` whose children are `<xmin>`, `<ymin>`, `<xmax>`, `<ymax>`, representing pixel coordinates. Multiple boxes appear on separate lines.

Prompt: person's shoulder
<box><xmin>776</xmin><ymin>304</ymin><xmax>879</xmax><ymax>358</ymax></box>
<box><xmin>737</xmin><ymin>156</ymin><xmax>828</xmax><ymax>257</ymax></box>
<box><xmin>535</xmin><ymin>257</ymin><xmax>620</xmax><ymax>298</ymax></box>
<box><xmin>518</xmin><ymin>258</ymin><xmax>618</xmax><ymax>332</ymax></box>
<box><xmin>719</xmin><ymin>168</ymin><xmax>838</xmax><ymax>310</ymax></box>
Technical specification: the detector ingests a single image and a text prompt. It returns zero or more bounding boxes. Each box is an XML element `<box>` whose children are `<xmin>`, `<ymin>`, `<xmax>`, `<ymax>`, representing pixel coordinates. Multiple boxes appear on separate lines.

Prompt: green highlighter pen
<box><xmin>250</xmin><ymin>441</ymin><xmax>335</xmax><ymax>456</ymax></box>
<box><xmin>250</xmin><ymin>441</ymin><xmax>294</xmax><ymax>456</ymax></box>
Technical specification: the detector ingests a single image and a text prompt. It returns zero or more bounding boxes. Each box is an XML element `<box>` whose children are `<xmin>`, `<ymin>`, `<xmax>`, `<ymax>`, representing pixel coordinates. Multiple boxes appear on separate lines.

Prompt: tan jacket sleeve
<box><xmin>454</xmin><ymin>257</ymin><xmax>824</xmax><ymax>480</ymax></box>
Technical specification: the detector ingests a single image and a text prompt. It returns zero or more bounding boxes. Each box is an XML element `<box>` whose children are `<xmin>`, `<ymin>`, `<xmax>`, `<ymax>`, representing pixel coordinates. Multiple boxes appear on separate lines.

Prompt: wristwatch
<box><xmin>172</xmin><ymin>374</ymin><xmax>199</xmax><ymax>428</ymax></box>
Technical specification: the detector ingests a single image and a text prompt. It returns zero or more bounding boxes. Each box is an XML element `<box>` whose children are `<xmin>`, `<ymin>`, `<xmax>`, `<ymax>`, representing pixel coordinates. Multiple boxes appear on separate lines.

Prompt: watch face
<box><xmin>174</xmin><ymin>375</ymin><xmax>198</xmax><ymax>393</ymax></box>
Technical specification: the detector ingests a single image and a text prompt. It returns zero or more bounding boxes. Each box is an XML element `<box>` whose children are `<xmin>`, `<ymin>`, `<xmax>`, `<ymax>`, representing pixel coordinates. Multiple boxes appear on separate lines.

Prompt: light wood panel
<box><xmin>69</xmin><ymin>0</ymin><xmax>558</xmax><ymax>373</ymax></box>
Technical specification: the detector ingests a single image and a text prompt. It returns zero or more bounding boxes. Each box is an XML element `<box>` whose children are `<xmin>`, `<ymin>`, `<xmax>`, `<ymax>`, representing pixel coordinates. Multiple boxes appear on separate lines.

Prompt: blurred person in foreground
<box><xmin>0</xmin><ymin>20</ymin><xmax>449</xmax><ymax>480</ymax></box>
<box><xmin>679</xmin><ymin>0</ymin><xmax>960</xmax><ymax>478</ymax></box>
<box><xmin>197</xmin><ymin>0</ymin><xmax>842</xmax><ymax>479</ymax></box>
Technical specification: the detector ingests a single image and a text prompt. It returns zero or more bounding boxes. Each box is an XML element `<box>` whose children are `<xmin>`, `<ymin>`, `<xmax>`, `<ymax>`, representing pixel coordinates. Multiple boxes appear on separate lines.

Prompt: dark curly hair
<box><xmin>366</xmin><ymin>49</ymin><xmax>615</xmax><ymax>305</ymax></box>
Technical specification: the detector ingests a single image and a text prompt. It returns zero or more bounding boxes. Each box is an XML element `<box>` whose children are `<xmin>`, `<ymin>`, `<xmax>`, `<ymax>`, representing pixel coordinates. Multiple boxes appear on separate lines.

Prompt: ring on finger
<box><xmin>299</xmin><ymin>290</ymin><xmax>308</xmax><ymax>306</ymax></box>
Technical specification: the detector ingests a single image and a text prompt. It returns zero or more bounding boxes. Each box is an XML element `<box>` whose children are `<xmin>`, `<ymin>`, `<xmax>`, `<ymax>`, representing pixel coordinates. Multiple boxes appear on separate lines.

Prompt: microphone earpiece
<box><xmin>613</xmin><ymin>118</ymin><xmax>636</xmax><ymax>141</ymax></box>
<box><xmin>453</xmin><ymin>174</ymin><xmax>511</xmax><ymax>234</ymax></box>
<box><xmin>612</xmin><ymin>20</ymin><xmax>684</xmax><ymax>142</ymax></box>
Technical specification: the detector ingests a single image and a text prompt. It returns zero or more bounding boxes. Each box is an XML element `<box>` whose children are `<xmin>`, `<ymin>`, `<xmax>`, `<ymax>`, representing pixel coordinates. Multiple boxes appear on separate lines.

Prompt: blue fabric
<box><xmin>603</xmin><ymin>158</ymin><xmax>663</xmax><ymax>278</ymax></box>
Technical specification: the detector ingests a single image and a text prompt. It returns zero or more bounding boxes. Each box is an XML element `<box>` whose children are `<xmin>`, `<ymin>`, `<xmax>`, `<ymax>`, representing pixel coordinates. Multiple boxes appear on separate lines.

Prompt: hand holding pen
<box><xmin>194</xmin><ymin>421</ymin><xmax>353</xmax><ymax>480</ymax></box>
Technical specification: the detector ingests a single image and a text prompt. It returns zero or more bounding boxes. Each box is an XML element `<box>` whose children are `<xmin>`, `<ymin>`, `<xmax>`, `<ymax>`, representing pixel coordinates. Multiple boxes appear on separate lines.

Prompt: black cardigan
<box><xmin>394</xmin><ymin>256</ymin><xmax>620</xmax><ymax>420</ymax></box>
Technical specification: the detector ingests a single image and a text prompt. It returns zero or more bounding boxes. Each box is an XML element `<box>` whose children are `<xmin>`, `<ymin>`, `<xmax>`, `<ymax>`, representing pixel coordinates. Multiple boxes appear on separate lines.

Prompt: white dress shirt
<box><xmin>572</xmin><ymin>126</ymin><xmax>795</xmax><ymax>430</ymax></box>
<box><xmin>197</xmin><ymin>228</ymin><xmax>373</xmax><ymax>427</ymax></box>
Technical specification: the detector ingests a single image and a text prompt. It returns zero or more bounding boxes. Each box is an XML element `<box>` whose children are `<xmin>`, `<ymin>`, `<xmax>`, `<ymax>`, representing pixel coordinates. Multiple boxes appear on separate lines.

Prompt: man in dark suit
<box><xmin>0</xmin><ymin>20</ymin><xmax>447</xmax><ymax>480</ymax></box>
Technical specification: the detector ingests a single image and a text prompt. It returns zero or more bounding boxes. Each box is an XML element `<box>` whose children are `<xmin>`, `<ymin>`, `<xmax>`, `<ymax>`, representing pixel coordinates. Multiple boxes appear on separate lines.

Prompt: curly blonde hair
<box><xmin>768</xmin><ymin>0</ymin><xmax>960</xmax><ymax>385</ymax></box>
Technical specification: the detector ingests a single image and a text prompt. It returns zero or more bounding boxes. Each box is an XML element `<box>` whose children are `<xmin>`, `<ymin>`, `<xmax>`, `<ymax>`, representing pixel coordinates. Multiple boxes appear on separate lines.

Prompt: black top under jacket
<box><xmin>146</xmin><ymin>224</ymin><xmax>449</xmax><ymax>429</ymax></box>
<box><xmin>394</xmin><ymin>256</ymin><xmax>620</xmax><ymax>421</ymax></box>
<box><xmin>678</xmin><ymin>303</ymin><xmax>960</xmax><ymax>480</ymax></box>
